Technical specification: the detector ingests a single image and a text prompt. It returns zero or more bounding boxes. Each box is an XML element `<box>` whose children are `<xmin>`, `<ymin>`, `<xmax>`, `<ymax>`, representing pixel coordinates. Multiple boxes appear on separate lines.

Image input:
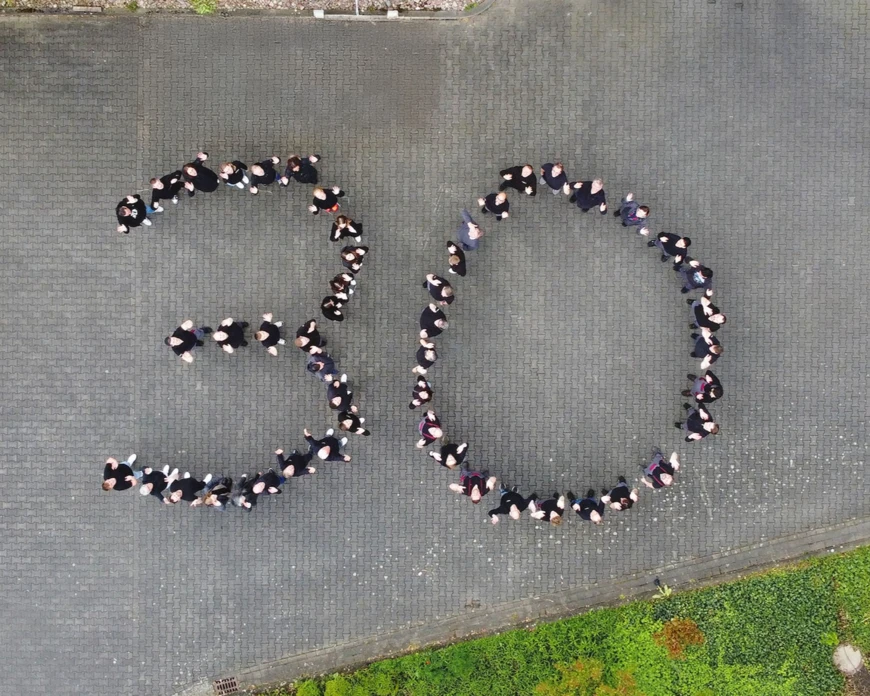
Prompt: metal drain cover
<box><xmin>213</xmin><ymin>677</ymin><xmax>240</xmax><ymax>695</ymax></box>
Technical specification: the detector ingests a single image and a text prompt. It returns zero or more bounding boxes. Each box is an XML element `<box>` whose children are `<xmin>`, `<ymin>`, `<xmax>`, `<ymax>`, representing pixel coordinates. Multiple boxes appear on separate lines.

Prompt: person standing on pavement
<box><xmin>116</xmin><ymin>195</ymin><xmax>155</xmax><ymax>234</ymax></box>
<box><xmin>689</xmin><ymin>292</ymin><xmax>727</xmax><ymax>332</ymax></box>
<box><xmin>150</xmin><ymin>171</ymin><xmax>184</xmax><ymax>208</ymax></box>
<box><xmin>419</xmin><ymin>303</ymin><xmax>448</xmax><ymax>339</ymax></box>
<box><xmin>690</xmin><ymin>328</ymin><xmax>723</xmax><ymax>369</ymax></box>
<box><xmin>456</xmin><ymin>209</ymin><xmax>483</xmax><ymax>251</ymax></box>
<box><xmin>428</xmin><ymin>441</ymin><xmax>468</xmax><ymax>469</ymax></box>
<box><xmin>249</xmin><ymin>156</ymin><xmax>287</xmax><ymax>194</ymax></box>
<box><xmin>199</xmin><ymin>477</ymin><xmax>234</xmax><ymax>509</ymax></box>
<box><xmin>413</xmin><ymin>339</ymin><xmax>438</xmax><ymax>376</ymax></box>
<box><xmin>304</xmin><ymin>428</ymin><xmax>352</xmax><ymax>462</ymax></box>
<box><xmin>488</xmin><ymin>485</ymin><xmax>536</xmax><ymax>524</ymax></box>
<box><xmin>423</xmin><ymin>274</ymin><xmax>455</xmax><ymax>305</ymax></box>
<box><xmin>449</xmin><ymin>467</ymin><xmax>497</xmax><ymax>504</ymax></box>
<box><xmin>409</xmin><ymin>377</ymin><xmax>433</xmax><ymax>410</ymax></box>
<box><xmin>416</xmin><ymin>410</ymin><xmax>443</xmax><ymax>448</ymax></box>
<box><xmin>285</xmin><ymin>154</ymin><xmax>321</xmax><ymax>185</ymax></box>
<box><xmin>329</xmin><ymin>272</ymin><xmax>357</xmax><ymax>299</ymax></box>
<box><xmin>676</xmin><ymin>403</ymin><xmax>719</xmax><ymax>441</ymax></box>
<box><xmin>499</xmin><ymin>164</ymin><xmax>536</xmax><ymax>196</ymax></box>
<box><xmin>275</xmin><ymin>449</ymin><xmax>317</xmax><ymax>478</ymax></box>
<box><xmin>568</xmin><ymin>178</ymin><xmax>608</xmax><ymax>213</ymax></box>
<box><xmin>182</xmin><ymin>152</ymin><xmax>219</xmax><ymax>197</ymax></box>
<box><xmin>340</xmin><ymin>245</ymin><xmax>369</xmax><ymax>274</ymax></box>
<box><xmin>683</xmin><ymin>370</ymin><xmax>723</xmax><ymax>404</ymax></box>
<box><xmin>232</xmin><ymin>473</ymin><xmax>260</xmax><ymax>510</ymax></box>
<box><xmin>307</xmin><ymin>352</ymin><xmax>338</xmax><ymax>383</ymax></box>
<box><xmin>213</xmin><ymin>318</ymin><xmax>249</xmax><ymax>354</ymax></box>
<box><xmin>295</xmin><ymin>319</ymin><xmax>327</xmax><ymax>354</ymax></box>
<box><xmin>539</xmin><ymin>162</ymin><xmax>569</xmax><ymax>195</ymax></box>
<box><xmin>165</xmin><ymin>472</ymin><xmax>212</xmax><ymax>505</ymax></box>
<box><xmin>165</xmin><ymin>320</ymin><xmax>211</xmax><ymax>363</ymax></box>
<box><xmin>139</xmin><ymin>464</ymin><xmax>179</xmax><ymax>502</ymax></box>
<box><xmin>102</xmin><ymin>454</ymin><xmax>139</xmax><ymax>491</ymax></box>
<box><xmin>649</xmin><ymin>232</ymin><xmax>690</xmax><ymax>267</ymax></box>
<box><xmin>446</xmin><ymin>242</ymin><xmax>467</xmax><ymax>277</ymax></box>
<box><xmin>308</xmin><ymin>186</ymin><xmax>345</xmax><ymax>215</ymax></box>
<box><xmin>677</xmin><ymin>259</ymin><xmax>714</xmax><ymax>294</ymax></box>
<box><xmin>601</xmin><ymin>477</ymin><xmax>639</xmax><ymax>511</ymax></box>
<box><xmin>218</xmin><ymin>161</ymin><xmax>249</xmax><ymax>189</ymax></box>
<box><xmin>320</xmin><ymin>295</ymin><xmax>345</xmax><ymax>322</ymax></box>
<box><xmin>330</xmin><ymin>216</ymin><xmax>363</xmax><ymax>243</ymax></box>
<box><xmin>570</xmin><ymin>490</ymin><xmax>605</xmax><ymax>524</ymax></box>
<box><xmin>614</xmin><ymin>192</ymin><xmax>651</xmax><ymax>235</ymax></box>
<box><xmin>338</xmin><ymin>405</ymin><xmax>370</xmax><ymax>437</ymax></box>
<box><xmin>327</xmin><ymin>375</ymin><xmax>353</xmax><ymax>411</ymax></box>
<box><xmin>529</xmin><ymin>492</ymin><xmax>566</xmax><ymax>525</ymax></box>
<box><xmin>478</xmin><ymin>191</ymin><xmax>510</xmax><ymax>220</ymax></box>
<box><xmin>640</xmin><ymin>450</ymin><xmax>681</xmax><ymax>490</ymax></box>
<box><xmin>255</xmin><ymin>313</ymin><xmax>285</xmax><ymax>356</ymax></box>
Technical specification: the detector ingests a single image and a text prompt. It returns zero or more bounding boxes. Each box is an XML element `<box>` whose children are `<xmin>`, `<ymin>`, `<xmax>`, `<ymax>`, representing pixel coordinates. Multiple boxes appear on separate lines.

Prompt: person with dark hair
<box><xmin>249</xmin><ymin>156</ymin><xmax>287</xmax><ymax>194</ymax></box>
<box><xmin>327</xmin><ymin>374</ymin><xmax>353</xmax><ymax>411</ymax></box>
<box><xmin>329</xmin><ymin>272</ymin><xmax>357</xmax><ymax>299</ymax></box>
<box><xmin>614</xmin><ymin>192</ymin><xmax>651</xmax><ymax>235</ymax></box>
<box><xmin>102</xmin><ymin>455</ymin><xmax>139</xmax><ymax>491</ymax></box>
<box><xmin>308</xmin><ymin>186</ymin><xmax>345</xmax><ymax>215</ymax></box>
<box><xmin>251</xmin><ymin>469</ymin><xmax>285</xmax><ymax>497</ymax></box>
<box><xmin>677</xmin><ymin>259</ymin><xmax>714</xmax><ymax>294</ymax></box>
<box><xmin>197</xmin><ymin>476</ymin><xmax>234</xmax><ymax>509</ymax></box>
<box><xmin>488</xmin><ymin>485</ymin><xmax>536</xmax><ymax>524</ymax></box>
<box><xmin>409</xmin><ymin>377</ymin><xmax>433</xmax><ymax>410</ymax></box>
<box><xmin>116</xmin><ymin>194</ymin><xmax>155</xmax><ymax>234</ymax></box>
<box><xmin>423</xmin><ymin>273</ymin><xmax>455</xmax><ymax>306</ymax></box>
<box><xmin>688</xmin><ymin>293</ymin><xmax>726</xmax><ymax>332</ymax></box>
<box><xmin>338</xmin><ymin>405</ymin><xmax>370</xmax><ymax>437</ymax></box>
<box><xmin>295</xmin><ymin>319</ymin><xmax>327</xmax><ymax>354</ymax></box>
<box><xmin>413</xmin><ymin>338</ymin><xmax>438</xmax><ymax>376</ymax></box>
<box><xmin>690</xmin><ymin>328</ymin><xmax>723</xmax><ymax>369</ymax></box>
<box><xmin>165</xmin><ymin>472</ymin><xmax>212</xmax><ymax>505</ymax></box>
<box><xmin>676</xmin><ymin>403</ymin><xmax>719</xmax><ymax>441</ymax></box>
<box><xmin>218</xmin><ymin>161</ymin><xmax>249</xmax><ymax>189</ymax></box>
<box><xmin>213</xmin><ymin>318</ymin><xmax>249</xmax><ymax>354</ymax></box>
<box><xmin>138</xmin><ymin>465</ymin><xmax>179</xmax><ymax>502</ymax></box>
<box><xmin>306</xmin><ymin>352</ymin><xmax>337</xmax><ymax>383</ymax></box>
<box><xmin>416</xmin><ymin>410</ymin><xmax>443</xmax><ymax>448</ymax></box>
<box><xmin>330</xmin><ymin>216</ymin><xmax>363</xmax><ymax>243</ymax></box>
<box><xmin>539</xmin><ymin>162</ymin><xmax>569</xmax><ymax>195</ymax></box>
<box><xmin>303</xmin><ymin>428</ymin><xmax>351</xmax><ymax>462</ymax></box>
<box><xmin>529</xmin><ymin>492</ymin><xmax>566</xmax><ymax>525</ymax></box>
<box><xmin>449</xmin><ymin>467</ymin><xmax>497</xmax><ymax>504</ymax></box>
<box><xmin>419</xmin><ymin>303</ymin><xmax>448</xmax><ymax>339</ymax></box>
<box><xmin>165</xmin><ymin>320</ymin><xmax>212</xmax><ymax>363</ymax></box>
<box><xmin>150</xmin><ymin>171</ymin><xmax>184</xmax><ymax>208</ymax></box>
<box><xmin>477</xmin><ymin>191</ymin><xmax>510</xmax><ymax>221</ymax></box>
<box><xmin>255</xmin><ymin>313</ymin><xmax>284</xmax><ymax>357</ymax></box>
<box><xmin>570</xmin><ymin>490</ymin><xmax>605</xmax><ymax>524</ymax></box>
<box><xmin>340</xmin><ymin>245</ymin><xmax>369</xmax><ymax>274</ymax></box>
<box><xmin>285</xmin><ymin>154</ymin><xmax>320</xmax><ymax>185</ymax></box>
<box><xmin>182</xmin><ymin>152</ymin><xmax>219</xmax><ymax>196</ymax></box>
<box><xmin>568</xmin><ymin>178</ymin><xmax>607</xmax><ymax>213</ymax></box>
<box><xmin>601</xmin><ymin>477</ymin><xmax>639</xmax><ymax>511</ymax></box>
<box><xmin>446</xmin><ymin>242</ymin><xmax>467</xmax><ymax>277</ymax></box>
<box><xmin>232</xmin><ymin>473</ymin><xmax>260</xmax><ymax>510</ymax></box>
<box><xmin>321</xmin><ymin>295</ymin><xmax>345</xmax><ymax>322</ymax></box>
<box><xmin>683</xmin><ymin>370</ymin><xmax>724</xmax><ymax>404</ymax></box>
<box><xmin>499</xmin><ymin>164</ymin><xmax>536</xmax><ymax>196</ymax></box>
<box><xmin>456</xmin><ymin>209</ymin><xmax>483</xmax><ymax>252</ymax></box>
<box><xmin>428</xmin><ymin>441</ymin><xmax>468</xmax><ymax>469</ymax></box>
<box><xmin>275</xmin><ymin>449</ymin><xmax>316</xmax><ymax>478</ymax></box>
<box><xmin>649</xmin><ymin>232</ymin><xmax>690</xmax><ymax>267</ymax></box>
<box><xmin>640</xmin><ymin>450</ymin><xmax>681</xmax><ymax>490</ymax></box>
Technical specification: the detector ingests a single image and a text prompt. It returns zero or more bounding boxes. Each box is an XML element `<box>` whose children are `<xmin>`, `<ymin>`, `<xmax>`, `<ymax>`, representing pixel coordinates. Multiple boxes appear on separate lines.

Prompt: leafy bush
<box><xmin>188</xmin><ymin>0</ymin><xmax>216</xmax><ymax>14</ymax></box>
<box><xmin>295</xmin><ymin>680</ymin><xmax>322</xmax><ymax>696</ymax></box>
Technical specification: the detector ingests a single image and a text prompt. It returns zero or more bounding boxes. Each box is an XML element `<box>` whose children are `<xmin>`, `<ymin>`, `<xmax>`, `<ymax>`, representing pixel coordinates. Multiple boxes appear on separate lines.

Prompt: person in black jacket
<box><xmin>338</xmin><ymin>405</ymin><xmax>370</xmax><ymax>436</ymax></box>
<box><xmin>249</xmin><ymin>156</ymin><xmax>287</xmax><ymax>194</ymax></box>
<box><xmin>499</xmin><ymin>164</ymin><xmax>536</xmax><ymax>196</ymax></box>
<box><xmin>688</xmin><ymin>293</ymin><xmax>727</xmax><ymax>332</ymax></box>
<box><xmin>649</xmin><ymin>232</ymin><xmax>690</xmax><ymax>267</ymax></box>
<box><xmin>529</xmin><ymin>492</ymin><xmax>566</xmax><ymax>525</ymax></box>
<box><xmin>570</xmin><ymin>490</ymin><xmax>605</xmax><ymax>524</ymax></box>
<box><xmin>321</xmin><ymin>295</ymin><xmax>345</xmax><ymax>322</ymax></box>
<box><xmin>329</xmin><ymin>273</ymin><xmax>356</xmax><ymax>300</ymax></box>
<box><xmin>409</xmin><ymin>377</ymin><xmax>433</xmax><ymax>410</ymax></box>
<box><xmin>307</xmin><ymin>352</ymin><xmax>338</xmax><ymax>383</ymax></box>
<box><xmin>304</xmin><ymin>427</ymin><xmax>351</xmax><ymax>462</ymax></box>
<box><xmin>413</xmin><ymin>339</ymin><xmax>438</xmax><ymax>376</ymax></box>
<box><xmin>198</xmin><ymin>476</ymin><xmax>234</xmax><ymax>509</ymax></box>
<box><xmin>446</xmin><ymin>242</ymin><xmax>467</xmax><ymax>277</ymax></box>
<box><xmin>139</xmin><ymin>464</ymin><xmax>179</xmax><ymax>502</ymax></box>
<box><xmin>423</xmin><ymin>274</ymin><xmax>454</xmax><ymax>305</ymax></box>
<box><xmin>102</xmin><ymin>454</ymin><xmax>139</xmax><ymax>491</ymax></box>
<box><xmin>676</xmin><ymin>403</ymin><xmax>719</xmax><ymax>441</ymax></box>
<box><xmin>255</xmin><ymin>313</ymin><xmax>285</xmax><ymax>356</ymax></box>
<box><xmin>330</xmin><ymin>216</ymin><xmax>363</xmax><ymax>242</ymax></box>
<box><xmin>213</xmin><ymin>318</ymin><xmax>249</xmax><ymax>354</ymax></box>
<box><xmin>327</xmin><ymin>375</ymin><xmax>353</xmax><ymax>411</ymax></box>
<box><xmin>419</xmin><ymin>304</ymin><xmax>448</xmax><ymax>339</ymax></box>
<box><xmin>150</xmin><ymin>171</ymin><xmax>184</xmax><ymax>208</ymax></box>
<box><xmin>308</xmin><ymin>186</ymin><xmax>345</xmax><ymax>215</ymax></box>
<box><xmin>165</xmin><ymin>472</ymin><xmax>212</xmax><ymax>505</ymax></box>
<box><xmin>295</xmin><ymin>319</ymin><xmax>327</xmax><ymax>354</ymax></box>
<box><xmin>285</xmin><ymin>154</ymin><xmax>320</xmax><ymax>185</ymax></box>
<box><xmin>341</xmin><ymin>246</ymin><xmax>369</xmax><ymax>274</ymax></box>
<box><xmin>182</xmin><ymin>152</ymin><xmax>219</xmax><ymax>196</ymax></box>
<box><xmin>416</xmin><ymin>410</ymin><xmax>443</xmax><ymax>448</ymax></box>
<box><xmin>232</xmin><ymin>473</ymin><xmax>260</xmax><ymax>510</ymax></box>
<box><xmin>540</xmin><ymin>162</ymin><xmax>569</xmax><ymax>195</ymax></box>
<box><xmin>428</xmin><ymin>441</ymin><xmax>468</xmax><ymax>469</ymax></box>
<box><xmin>640</xmin><ymin>450</ymin><xmax>680</xmax><ymax>490</ymax></box>
<box><xmin>251</xmin><ymin>469</ymin><xmax>285</xmax><ymax>496</ymax></box>
<box><xmin>683</xmin><ymin>370</ymin><xmax>723</xmax><ymax>403</ymax></box>
<box><xmin>677</xmin><ymin>259</ymin><xmax>713</xmax><ymax>294</ymax></box>
<box><xmin>601</xmin><ymin>477</ymin><xmax>639</xmax><ymax>511</ymax></box>
<box><xmin>477</xmin><ymin>191</ymin><xmax>510</xmax><ymax>221</ymax></box>
<box><xmin>218</xmin><ymin>161</ymin><xmax>249</xmax><ymax>189</ymax></box>
<box><xmin>488</xmin><ymin>485</ymin><xmax>536</xmax><ymax>524</ymax></box>
<box><xmin>275</xmin><ymin>448</ymin><xmax>317</xmax><ymax>478</ymax></box>
<box><xmin>449</xmin><ymin>467</ymin><xmax>497</xmax><ymax>504</ymax></box>
<box><xmin>116</xmin><ymin>194</ymin><xmax>154</xmax><ymax>234</ymax></box>
<box><xmin>690</xmin><ymin>328</ymin><xmax>723</xmax><ymax>369</ymax></box>
<box><xmin>165</xmin><ymin>320</ymin><xmax>212</xmax><ymax>363</ymax></box>
<box><xmin>568</xmin><ymin>179</ymin><xmax>607</xmax><ymax>213</ymax></box>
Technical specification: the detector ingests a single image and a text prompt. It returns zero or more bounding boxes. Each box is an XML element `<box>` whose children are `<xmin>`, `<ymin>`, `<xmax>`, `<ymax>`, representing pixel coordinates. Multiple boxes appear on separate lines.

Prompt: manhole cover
<box><xmin>213</xmin><ymin>677</ymin><xmax>240</xmax><ymax>696</ymax></box>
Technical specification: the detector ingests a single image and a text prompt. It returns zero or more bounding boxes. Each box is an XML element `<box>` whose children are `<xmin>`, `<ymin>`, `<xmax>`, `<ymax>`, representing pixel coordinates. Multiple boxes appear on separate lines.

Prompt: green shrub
<box><xmin>188</xmin><ymin>0</ymin><xmax>216</xmax><ymax>14</ymax></box>
<box><xmin>323</xmin><ymin>675</ymin><xmax>352</xmax><ymax>696</ymax></box>
<box><xmin>294</xmin><ymin>680</ymin><xmax>322</xmax><ymax>696</ymax></box>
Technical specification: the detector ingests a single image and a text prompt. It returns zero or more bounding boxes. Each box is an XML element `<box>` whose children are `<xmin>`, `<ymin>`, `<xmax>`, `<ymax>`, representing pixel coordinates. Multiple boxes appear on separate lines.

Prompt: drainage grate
<box><xmin>213</xmin><ymin>677</ymin><xmax>240</xmax><ymax>696</ymax></box>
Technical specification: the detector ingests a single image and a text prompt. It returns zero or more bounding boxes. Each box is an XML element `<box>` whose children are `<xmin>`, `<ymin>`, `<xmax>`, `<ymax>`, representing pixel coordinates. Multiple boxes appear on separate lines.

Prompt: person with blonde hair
<box><xmin>529</xmin><ymin>492</ymin><xmax>566</xmax><ymax>524</ymax></box>
<box><xmin>445</xmin><ymin>241</ymin><xmax>467</xmax><ymax>277</ymax></box>
<box><xmin>150</xmin><ymin>170</ymin><xmax>184</xmax><ymax>208</ymax></box>
<box><xmin>139</xmin><ymin>465</ymin><xmax>179</xmax><ymax>502</ymax></box>
<box><xmin>303</xmin><ymin>428</ymin><xmax>351</xmax><ymax>462</ymax></box>
<box><xmin>308</xmin><ymin>185</ymin><xmax>345</xmax><ymax>215</ymax></box>
<box><xmin>641</xmin><ymin>450</ymin><xmax>681</xmax><ymax>490</ymax></box>
<box><xmin>217</xmin><ymin>160</ymin><xmax>249</xmax><ymax>189</ymax></box>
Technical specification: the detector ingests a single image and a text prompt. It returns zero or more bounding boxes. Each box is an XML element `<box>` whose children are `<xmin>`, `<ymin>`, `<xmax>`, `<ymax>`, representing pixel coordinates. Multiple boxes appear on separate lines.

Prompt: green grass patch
<box><xmin>188</xmin><ymin>0</ymin><xmax>216</xmax><ymax>14</ymax></box>
<box><xmin>262</xmin><ymin>546</ymin><xmax>870</xmax><ymax>695</ymax></box>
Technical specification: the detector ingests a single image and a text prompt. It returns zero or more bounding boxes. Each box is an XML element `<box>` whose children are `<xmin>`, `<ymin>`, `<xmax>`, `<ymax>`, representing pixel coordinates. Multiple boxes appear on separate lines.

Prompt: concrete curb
<box><xmin>0</xmin><ymin>0</ymin><xmax>495</xmax><ymax>20</ymax></box>
<box><xmin>179</xmin><ymin>515</ymin><xmax>870</xmax><ymax>694</ymax></box>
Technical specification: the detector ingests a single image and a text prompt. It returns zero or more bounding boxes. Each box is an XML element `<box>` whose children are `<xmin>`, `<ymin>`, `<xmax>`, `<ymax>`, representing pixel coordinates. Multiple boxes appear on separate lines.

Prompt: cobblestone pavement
<box><xmin>0</xmin><ymin>2</ymin><xmax>868</xmax><ymax>694</ymax></box>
